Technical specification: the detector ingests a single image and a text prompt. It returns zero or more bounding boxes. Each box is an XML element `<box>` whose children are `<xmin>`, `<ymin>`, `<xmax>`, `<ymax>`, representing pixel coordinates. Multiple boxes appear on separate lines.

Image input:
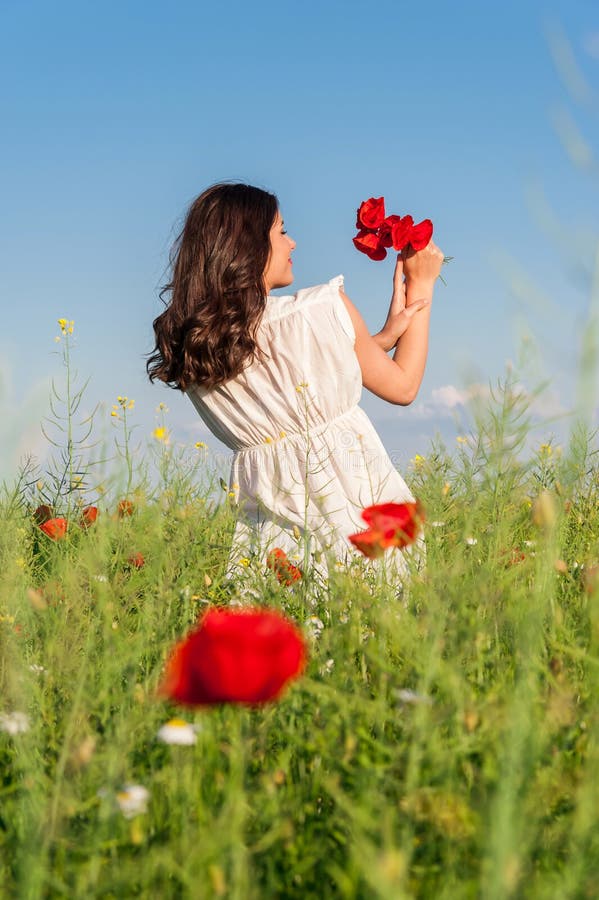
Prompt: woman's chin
<box><xmin>271</xmin><ymin>274</ymin><xmax>294</xmax><ymax>291</ymax></box>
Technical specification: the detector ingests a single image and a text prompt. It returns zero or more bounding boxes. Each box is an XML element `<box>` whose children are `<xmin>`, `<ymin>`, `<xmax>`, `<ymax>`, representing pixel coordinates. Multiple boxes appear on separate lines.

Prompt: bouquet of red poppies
<box><xmin>353</xmin><ymin>196</ymin><xmax>434</xmax><ymax>261</ymax></box>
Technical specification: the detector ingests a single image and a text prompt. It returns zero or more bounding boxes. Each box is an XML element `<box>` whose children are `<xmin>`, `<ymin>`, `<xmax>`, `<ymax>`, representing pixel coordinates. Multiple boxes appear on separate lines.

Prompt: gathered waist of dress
<box><xmin>233</xmin><ymin>405</ymin><xmax>365</xmax><ymax>455</ymax></box>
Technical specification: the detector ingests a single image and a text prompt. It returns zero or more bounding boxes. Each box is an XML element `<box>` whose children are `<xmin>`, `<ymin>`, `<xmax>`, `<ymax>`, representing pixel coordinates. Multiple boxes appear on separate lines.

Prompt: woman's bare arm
<box><xmin>340</xmin><ymin>241</ymin><xmax>444</xmax><ymax>405</ymax></box>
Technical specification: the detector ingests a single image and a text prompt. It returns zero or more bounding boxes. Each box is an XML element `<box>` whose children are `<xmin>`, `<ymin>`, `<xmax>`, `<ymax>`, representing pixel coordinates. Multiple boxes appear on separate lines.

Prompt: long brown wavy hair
<box><xmin>147</xmin><ymin>182</ymin><xmax>278</xmax><ymax>391</ymax></box>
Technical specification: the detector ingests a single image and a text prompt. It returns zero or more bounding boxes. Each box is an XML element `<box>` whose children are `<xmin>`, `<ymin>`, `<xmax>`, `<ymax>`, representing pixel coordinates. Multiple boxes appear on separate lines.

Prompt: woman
<box><xmin>148</xmin><ymin>183</ymin><xmax>443</xmax><ymax>574</ymax></box>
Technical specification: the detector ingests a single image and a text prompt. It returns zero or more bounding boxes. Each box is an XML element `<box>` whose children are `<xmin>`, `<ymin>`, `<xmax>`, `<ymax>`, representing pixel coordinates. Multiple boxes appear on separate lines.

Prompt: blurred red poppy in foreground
<box><xmin>160</xmin><ymin>607</ymin><xmax>306</xmax><ymax>706</ymax></box>
<box><xmin>349</xmin><ymin>501</ymin><xmax>424</xmax><ymax>559</ymax></box>
<box><xmin>266</xmin><ymin>548</ymin><xmax>302</xmax><ymax>585</ymax></box>
<box><xmin>39</xmin><ymin>517</ymin><xmax>68</xmax><ymax>541</ymax></box>
<box><xmin>80</xmin><ymin>506</ymin><xmax>98</xmax><ymax>528</ymax></box>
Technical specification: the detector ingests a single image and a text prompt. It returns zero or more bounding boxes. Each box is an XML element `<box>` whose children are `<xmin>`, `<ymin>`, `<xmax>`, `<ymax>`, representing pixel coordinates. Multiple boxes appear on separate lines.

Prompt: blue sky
<box><xmin>1</xmin><ymin>0</ymin><xmax>598</xmax><ymax>482</ymax></box>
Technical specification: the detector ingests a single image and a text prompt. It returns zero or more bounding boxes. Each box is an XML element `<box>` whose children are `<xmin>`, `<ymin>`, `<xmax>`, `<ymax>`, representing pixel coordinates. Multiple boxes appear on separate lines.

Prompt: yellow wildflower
<box><xmin>456</xmin><ymin>435</ymin><xmax>468</xmax><ymax>445</ymax></box>
<box><xmin>279</xmin><ymin>431</ymin><xmax>286</xmax><ymax>439</ymax></box>
<box><xmin>111</xmin><ymin>410</ymin><xmax>120</xmax><ymax>419</ymax></box>
<box><xmin>156</xmin><ymin>402</ymin><xmax>169</xmax><ymax>412</ymax></box>
<box><xmin>411</xmin><ymin>454</ymin><xmax>426</xmax><ymax>470</ymax></box>
<box><xmin>239</xmin><ymin>558</ymin><xmax>250</xmax><ymax>568</ymax></box>
<box><xmin>539</xmin><ymin>443</ymin><xmax>553</xmax><ymax>458</ymax></box>
<box><xmin>195</xmin><ymin>441</ymin><xmax>207</xmax><ymax>449</ymax></box>
<box><xmin>264</xmin><ymin>436</ymin><xmax>273</xmax><ymax>444</ymax></box>
<box><xmin>57</xmin><ymin>318</ymin><xmax>74</xmax><ymax>335</ymax></box>
<box><xmin>153</xmin><ymin>426</ymin><xmax>169</xmax><ymax>443</ymax></box>
<box><xmin>127</xmin><ymin>399</ymin><xmax>135</xmax><ymax>410</ymax></box>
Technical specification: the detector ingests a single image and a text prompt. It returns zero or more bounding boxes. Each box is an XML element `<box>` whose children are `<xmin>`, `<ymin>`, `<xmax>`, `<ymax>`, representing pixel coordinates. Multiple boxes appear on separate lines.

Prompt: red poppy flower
<box><xmin>391</xmin><ymin>215</ymin><xmax>415</xmax><ymax>251</ymax></box>
<box><xmin>159</xmin><ymin>607</ymin><xmax>307</xmax><ymax>706</ymax></box>
<box><xmin>128</xmin><ymin>552</ymin><xmax>145</xmax><ymax>569</ymax></box>
<box><xmin>356</xmin><ymin>197</ymin><xmax>386</xmax><ymax>231</ymax></box>
<box><xmin>117</xmin><ymin>499</ymin><xmax>135</xmax><ymax>517</ymax></box>
<box><xmin>362</xmin><ymin>501</ymin><xmax>424</xmax><ymax>547</ymax></box>
<box><xmin>347</xmin><ymin>529</ymin><xmax>387</xmax><ymax>560</ymax></box>
<box><xmin>506</xmin><ymin>547</ymin><xmax>526</xmax><ymax>565</ymax></box>
<box><xmin>34</xmin><ymin>504</ymin><xmax>54</xmax><ymax>525</ymax></box>
<box><xmin>353</xmin><ymin>197</ymin><xmax>435</xmax><ymax>260</ymax></box>
<box><xmin>39</xmin><ymin>517</ymin><xmax>68</xmax><ymax>541</ymax></box>
<box><xmin>267</xmin><ymin>548</ymin><xmax>302</xmax><ymax>585</ymax></box>
<box><xmin>80</xmin><ymin>506</ymin><xmax>98</xmax><ymax>528</ymax></box>
<box><xmin>353</xmin><ymin>229</ymin><xmax>387</xmax><ymax>261</ymax></box>
<box><xmin>408</xmin><ymin>218</ymin><xmax>434</xmax><ymax>251</ymax></box>
<box><xmin>378</xmin><ymin>214</ymin><xmax>402</xmax><ymax>248</ymax></box>
<box><xmin>349</xmin><ymin>501</ymin><xmax>424</xmax><ymax>558</ymax></box>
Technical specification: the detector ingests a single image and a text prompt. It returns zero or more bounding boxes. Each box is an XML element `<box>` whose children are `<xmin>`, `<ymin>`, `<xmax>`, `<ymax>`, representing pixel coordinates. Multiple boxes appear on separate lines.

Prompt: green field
<box><xmin>2</xmin><ymin>362</ymin><xmax>599</xmax><ymax>898</ymax></box>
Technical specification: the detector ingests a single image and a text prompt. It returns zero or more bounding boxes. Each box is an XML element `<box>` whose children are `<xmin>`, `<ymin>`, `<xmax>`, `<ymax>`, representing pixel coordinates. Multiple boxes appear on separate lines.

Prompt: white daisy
<box><xmin>304</xmin><ymin>615</ymin><xmax>324</xmax><ymax>639</ymax></box>
<box><xmin>116</xmin><ymin>784</ymin><xmax>150</xmax><ymax>819</ymax></box>
<box><xmin>156</xmin><ymin>718</ymin><xmax>198</xmax><ymax>746</ymax></box>
<box><xmin>319</xmin><ymin>658</ymin><xmax>335</xmax><ymax>676</ymax></box>
<box><xmin>0</xmin><ymin>712</ymin><xmax>30</xmax><ymax>735</ymax></box>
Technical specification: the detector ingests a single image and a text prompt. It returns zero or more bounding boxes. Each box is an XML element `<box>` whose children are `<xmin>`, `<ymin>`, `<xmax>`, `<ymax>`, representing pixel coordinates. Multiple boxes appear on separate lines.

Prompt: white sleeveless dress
<box><xmin>186</xmin><ymin>275</ymin><xmax>416</xmax><ymax>572</ymax></box>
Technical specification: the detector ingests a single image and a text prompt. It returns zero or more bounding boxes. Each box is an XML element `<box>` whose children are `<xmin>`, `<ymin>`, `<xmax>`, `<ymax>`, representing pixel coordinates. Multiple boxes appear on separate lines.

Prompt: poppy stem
<box><xmin>228</xmin><ymin>711</ymin><xmax>250</xmax><ymax>894</ymax></box>
<box><xmin>439</xmin><ymin>255</ymin><xmax>454</xmax><ymax>286</ymax></box>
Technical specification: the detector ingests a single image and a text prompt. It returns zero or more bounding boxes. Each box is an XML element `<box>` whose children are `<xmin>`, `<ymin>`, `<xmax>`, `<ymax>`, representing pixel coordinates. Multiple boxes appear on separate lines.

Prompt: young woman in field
<box><xmin>147</xmin><ymin>183</ymin><xmax>444</xmax><ymax>573</ymax></box>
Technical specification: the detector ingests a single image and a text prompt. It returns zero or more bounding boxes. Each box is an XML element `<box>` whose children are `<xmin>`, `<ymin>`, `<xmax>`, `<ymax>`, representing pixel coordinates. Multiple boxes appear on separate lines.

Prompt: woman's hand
<box><xmin>402</xmin><ymin>240</ymin><xmax>445</xmax><ymax>294</ymax></box>
<box><xmin>374</xmin><ymin>256</ymin><xmax>429</xmax><ymax>352</ymax></box>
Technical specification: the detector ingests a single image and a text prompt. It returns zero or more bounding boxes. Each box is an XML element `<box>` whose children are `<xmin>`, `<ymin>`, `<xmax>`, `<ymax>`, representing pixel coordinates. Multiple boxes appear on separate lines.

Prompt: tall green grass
<box><xmin>1</xmin><ymin>375</ymin><xmax>599</xmax><ymax>898</ymax></box>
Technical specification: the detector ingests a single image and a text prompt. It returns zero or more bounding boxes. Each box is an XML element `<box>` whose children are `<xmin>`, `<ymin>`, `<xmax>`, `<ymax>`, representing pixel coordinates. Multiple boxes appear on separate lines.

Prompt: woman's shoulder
<box><xmin>263</xmin><ymin>275</ymin><xmax>345</xmax><ymax>322</ymax></box>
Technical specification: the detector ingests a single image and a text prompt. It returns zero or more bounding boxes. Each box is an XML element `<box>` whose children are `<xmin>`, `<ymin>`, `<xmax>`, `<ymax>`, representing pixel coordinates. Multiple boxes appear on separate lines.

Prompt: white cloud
<box><xmin>431</xmin><ymin>385</ymin><xmax>468</xmax><ymax>408</ymax></box>
<box><xmin>402</xmin><ymin>383</ymin><xmax>490</xmax><ymax>421</ymax></box>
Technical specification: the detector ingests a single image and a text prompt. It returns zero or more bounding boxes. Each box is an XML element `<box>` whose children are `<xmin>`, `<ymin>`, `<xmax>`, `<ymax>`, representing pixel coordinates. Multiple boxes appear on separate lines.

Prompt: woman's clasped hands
<box><xmin>376</xmin><ymin>242</ymin><xmax>444</xmax><ymax>352</ymax></box>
